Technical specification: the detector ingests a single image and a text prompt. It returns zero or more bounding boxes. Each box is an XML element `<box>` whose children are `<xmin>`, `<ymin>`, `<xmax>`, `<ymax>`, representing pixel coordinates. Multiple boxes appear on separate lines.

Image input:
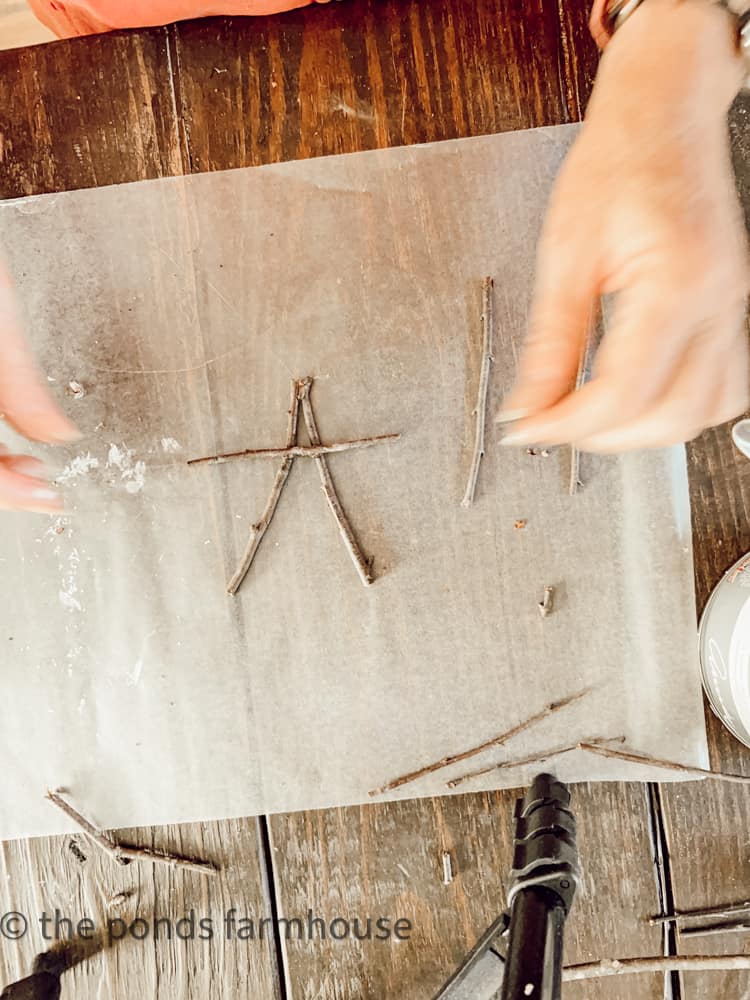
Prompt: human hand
<box><xmin>0</xmin><ymin>263</ymin><xmax>79</xmax><ymax>513</ymax></box>
<box><xmin>499</xmin><ymin>0</ymin><xmax>749</xmax><ymax>452</ymax></box>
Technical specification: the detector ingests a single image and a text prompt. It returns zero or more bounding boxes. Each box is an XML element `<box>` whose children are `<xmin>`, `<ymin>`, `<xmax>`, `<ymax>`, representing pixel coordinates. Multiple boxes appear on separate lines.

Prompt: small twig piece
<box><xmin>679</xmin><ymin>920</ymin><xmax>750</xmax><ymax>939</ymax></box>
<box><xmin>369</xmin><ymin>688</ymin><xmax>590</xmax><ymax>796</ymax></box>
<box><xmin>569</xmin><ymin>307</ymin><xmax>595</xmax><ymax>496</ymax></box>
<box><xmin>442</xmin><ymin>851</ymin><xmax>453</xmax><ymax>885</ymax></box>
<box><xmin>299</xmin><ymin>378</ymin><xmax>373</xmax><ymax>587</ymax></box>
<box><xmin>651</xmin><ymin>902</ymin><xmax>750</xmax><ymax>926</ymax></box>
<box><xmin>46</xmin><ymin>791</ymin><xmax>219</xmax><ymax>877</ymax></box>
<box><xmin>188</xmin><ymin>434</ymin><xmax>400</xmax><ymax>466</ymax></box>
<box><xmin>562</xmin><ymin>955</ymin><xmax>750</xmax><ymax>982</ymax></box>
<box><xmin>226</xmin><ymin>379</ymin><xmax>302</xmax><ymax>595</ymax></box>
<box><xmin>578</xmin><ymin>742</ymin><xmax>750</xmax><ymax>785</ymax></box>
<box><xmin>446</xmin><ymin>736</ymin><xmax>623</xmax><ymax>789</ymax></box>
<box><xmin>538</xmin><ymin>585</ymin><xmax>554</xmax><ymax>618</ymax></box>
<box><xmin>462</xmin><ymin>276</ymin><xmax>494</xmax><ymax>507</ymax></box>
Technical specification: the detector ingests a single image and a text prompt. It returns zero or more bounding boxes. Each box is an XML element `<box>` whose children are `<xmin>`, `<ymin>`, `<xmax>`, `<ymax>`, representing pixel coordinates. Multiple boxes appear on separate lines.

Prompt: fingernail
<box><xmin>495</xmin><ymin>407</ymin><xmax>531</xmax><ymax>425</ymax></box>
<box><xmin>51</xmin><ymin>423</ymin><xmax>83</xmax><ymax>444</ymax></box>
<box><xmin>6</xmin><ymin>457</ymin><xmax>46</xmax><ymax>477</ymax></box>
<box><xmin>500</xmin><ymin>428</ymin><xmax>533</xmax><ymax>447</ymax></box>
<box><xmin>30</xmin><ymin>487</ymin><xmax>61</xmax><ymax>503</ymax></box>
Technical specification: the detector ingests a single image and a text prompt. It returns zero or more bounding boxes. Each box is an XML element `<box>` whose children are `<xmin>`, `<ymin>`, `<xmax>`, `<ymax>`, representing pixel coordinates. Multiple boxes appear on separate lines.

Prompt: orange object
<box><xmin>28</xmin><ymin>0</ymin><xmax>332</xmax><ymax>37</ymax></box>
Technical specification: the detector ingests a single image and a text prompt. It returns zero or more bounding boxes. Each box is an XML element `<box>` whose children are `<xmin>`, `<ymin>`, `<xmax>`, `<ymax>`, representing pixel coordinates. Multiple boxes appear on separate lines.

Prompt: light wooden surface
<box><xmin>0</xmin><ymin>818</ymin><xmax>281</xmax><ymax>997</ymax></box>
<box><xmin>0</xmin><ymin>2</ymin><xmax>747</xmax><ymax>997</ymax></box>
<box><xmin>0</xmin><ymin>1</ymin><xmax>54</xmax><ymax>49</ymax></box>
<box><xmin>268</xmin><ymin>784</ymin><xmax>663</xmax><ymax>1000</ymax></box>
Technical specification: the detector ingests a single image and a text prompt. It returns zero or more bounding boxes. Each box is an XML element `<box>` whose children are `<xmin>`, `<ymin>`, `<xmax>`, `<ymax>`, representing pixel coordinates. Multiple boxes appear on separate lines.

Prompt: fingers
<box><xmin>0</xmin><ymin>453</ymin><xmax>62</xmax><ymax>514</ymax></box>
<box><xmin>504</xmin><ymin>308</ymin><xmax>746</xmax><ymax>453</ymax></box>
<box><xmin>0</xmin><ymin>272</ymin><xmax>79</xmax><ymax>444</ymax></box>
<box><xmin>500</xmin><ymin>280</ymin><xmax>698</xmax><ymax>449</ymax></box>
<box><xmin>497</xmin><ymin>230</ymin><xmax>599</xmax><ymax>423</ymax></box>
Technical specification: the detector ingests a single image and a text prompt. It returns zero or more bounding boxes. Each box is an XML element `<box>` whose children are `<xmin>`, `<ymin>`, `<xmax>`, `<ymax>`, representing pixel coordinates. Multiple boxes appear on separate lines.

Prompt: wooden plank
<box><xmin>170</xmin><ymin>0</ymin><xmax>598</xmax><ymax>172</ymax></box>
<box><xmin>660</xmin><ymin>779</ymin><xmax>750</xmax><ymax>1000</ymax></box>
<box><xmin>0</xmin><ymin>28</ymin><xmax>183</xmax><ymax>198</ymax></box>
<box><xmin>268</xmin><ymin>783</ymin><xmax>663</xmax><ymax>999</ymax></box>
<box><xmin>0</xmin><ymin>817</ymin><xmax>281</xmax><ymax>997</ymax></box>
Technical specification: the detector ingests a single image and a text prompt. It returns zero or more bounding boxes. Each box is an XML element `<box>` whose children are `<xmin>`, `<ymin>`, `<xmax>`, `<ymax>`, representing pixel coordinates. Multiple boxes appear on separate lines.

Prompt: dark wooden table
<box><xmin>1</xmin><ymin>3</ymin><xmax>748</xmax><ymax>997</ymax></box>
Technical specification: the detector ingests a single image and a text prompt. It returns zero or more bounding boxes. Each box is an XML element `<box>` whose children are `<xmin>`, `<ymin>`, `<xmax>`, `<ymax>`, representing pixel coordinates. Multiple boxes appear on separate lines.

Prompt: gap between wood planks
<box><xmin>256</xmin><ymin>815</ymin><xmax>291</xmax><ymax>1000</ymax></box>
<box><xmin>646</xmin><ymin>782</ymin><xmax>683</xmax><ymax>1000</ymax></box>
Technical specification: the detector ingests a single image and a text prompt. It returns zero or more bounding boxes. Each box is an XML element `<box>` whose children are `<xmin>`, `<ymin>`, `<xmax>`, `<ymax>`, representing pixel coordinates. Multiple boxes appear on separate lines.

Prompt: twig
<box><xmin>462</xmin><ymin>276</ymin><xmax>494</xmax><ymax>507</ymax></box>
<box><xmin>188</xmin><ymin>434</ymin><xmax>400</xmax><ymax>466</ymax></box>
<box><xmin>227</xmin><ymin>379</ymin><xmax>302</xmax><ymax>595</ymax></box>
<box><xmin>538</xmin><ymin>586</ymin><xmax>554</xmax><ymax>618</ymax></box>
<box><xmin>578</xmin><ymin>742</ymin><xmax>750</xmax><ymax>785</ymax></box>
<box><xmin>680</xmin><ymin>920</ymin><xmax>750</xmax><ymax>939</ymax></box>
<box><xmin>299</xmin><ymin>379</ymin><xmax>374</xmax><ymax>587</ymax></box>
<box><xmin>651</xmin><ymin>902</ymin><xmax>750</xmax><ymax>926</ymax></box>
<box><xmin>46</xmin><ymin>791</ymin><xmax>219</xmax><ymax>877</ymax></box>
<box><xmin>369</xmin><ymin>688</ymin><xmax>590</xmax><ymax>796</ymax></box>
<box><xmin>568</xmin><ymin>308</ymin><xmax>595</xmax><ymax>496</ymax></box>
<box><xmin>442</xmin><ymin>851</ymin><xmax>453</xmax><ymax>885</ymax></box>
<box><xmin>446</xmin><ymin>736</ymin><xmax>622</xmax><ymax>789</ymax></box>
<box><xmin>562</xmin><ymin>955</ymin><xmax>750</xmax><ymax>982</ymax></box>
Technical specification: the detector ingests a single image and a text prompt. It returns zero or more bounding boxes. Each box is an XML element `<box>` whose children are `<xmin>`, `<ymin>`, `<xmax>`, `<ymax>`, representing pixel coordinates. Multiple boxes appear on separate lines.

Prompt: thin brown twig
<box><xmin>679</xmin><ymin>920</ymin><xmax>750</xmax><ymax>939</ymax></box>
<box><xmin>562</xmin><ymin>955</ymin><xmax>750</xmax><ymax>981</ymax></box>
<box><xmin>368</xmin><ymin>688</ymin><xmax>590</xmax><ymax>797</ymax></box>
<box><xmin>462</xmin><ymin>276</ymin><xmax>494</xmax><ymax>507</ymax></box>
<box><xmin>299</xmin><ymin>378</ymin><xmax>374</xmax><ymax>587</ymax></box>
<box><xmin>188</xmin><ymin>434</ymin><xmax>400</xmax><ymax>466</ymax></box>
<box><xmin>538</xmin><ymin>586</ymin><xmax>554</xmax><ymax>618</ymax></box>
<box><xmin>446</xmin><ymin>736</ymin><xmax>623</xmax><ymax>789</ymax></box>
<box><xmin>651</xmin><ymin>902</ymin><xmax>750</xmax><ymax>926</ymax></box>
<box><xmin>227</xmin><ymin>379</ymin><xmax>302</xmax><ymax>595</ymax></box>
<box><xmin>46</xmin><ymin>791</ymin><xmax>219</xmax><ymax>877</ymax></box>
<box><xmin>569</xmin><ymin>306</ymin><xmax>595</xmax><ymax>496</ymax></box>
<box><xmin>578</xmin><ymin>742</ymin><xmax>750</xmax><ymax>784</ymax></box>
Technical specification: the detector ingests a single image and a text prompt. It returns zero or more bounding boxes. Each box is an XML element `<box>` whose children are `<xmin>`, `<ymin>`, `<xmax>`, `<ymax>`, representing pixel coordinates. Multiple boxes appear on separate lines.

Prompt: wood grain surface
<box><xmin>0</xmin><ymin>817</ymin><xmax>281</xmax><ymax>998</ymax></box>
<box><xmin>0</xmin><ymin>1</ymin><xmax>746</xmax><ymax>998</ymax></box>
<box><xmin>268</xmin><ymin>784</ymin><xmax>662</xmax><ymax>1000</ymax></box>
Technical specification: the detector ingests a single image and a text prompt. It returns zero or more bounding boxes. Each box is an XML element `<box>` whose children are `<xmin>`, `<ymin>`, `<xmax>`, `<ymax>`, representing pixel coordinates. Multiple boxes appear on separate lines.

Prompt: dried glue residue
<box><xmin>56</xmin><ymin>453</ymin><xmax>99</xmax><ymax>485</ymax></box>
<box><xmin>106</xmin><ymin>444</ymin><xmax>146</xmax><ymax>494</ymax></box>
<box><xmin>59</xmin><ymin>546</ymin><xmax>81</xmax><ymax>613</ymax></box>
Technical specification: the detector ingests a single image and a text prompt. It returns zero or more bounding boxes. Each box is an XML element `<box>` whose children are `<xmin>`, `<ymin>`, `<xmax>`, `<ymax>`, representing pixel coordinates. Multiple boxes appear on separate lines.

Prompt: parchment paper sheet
<box><xmin>0</xmin><ymin>125</ymin><xmax>706</xmax><ymax>840</ymax></box>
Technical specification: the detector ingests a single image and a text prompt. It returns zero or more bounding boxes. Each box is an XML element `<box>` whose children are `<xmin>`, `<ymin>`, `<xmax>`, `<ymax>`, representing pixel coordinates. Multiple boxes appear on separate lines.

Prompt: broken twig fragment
<box><xmin>462</xmin><ymin>277</ymin><xmax>494</xmax><ymax>507</ymax></box>
<box><xmin>447</xmin><ymin>738</ymin><xmax>750</xmax><ymax>788</ymax></box>
<box><xmin>187</xmin><ymin>435</ymin><xmax>400</xmax><ymax>466</ymax></box>
<box><xmin>569</xmin><ymin>307</ymin><xmax>595</xmax><ymax>495</ymax></box>
<box><xmin>368</xmin><ymin>688</ymin><xmax>590</xmax><ymax>796</ymax></box>
<box><xmin>446</xmin><ymin>736</ymin><xmax>623</xmax><ymax>789</ymax></box>
<box><xmin>578</xmin><ymin>742</ymin><xmax>750</xmax><ymax>784</ymax></box>
<box><xmin>442</xmin><ymin>852</ymin><xmax>453</xmax><ymax>885</ymax></box>
<box><xmin>46</xmin><ymin>791</ymin><xmax>219</xmax><ymax>877</ymax></box>
<box><xmin>299</xmin><ymin>379</ymin><xmax>375</xmax><ymax>587</ymax></box>
<box><xmin>538</xmin><ymin>586</ymin><xmax>554</xmax><ymax>618</ymax></box>
<box><xmin>679</xmin><ymin>920</ymin><xmax>750</xmax><ymax>939</ymax></box>
<box><xmin>227</xmin><ymin>379</ymin><xmax>301</xmax><ymax>595</ymax></box>
<box><xmin>562</xmin><ymin>955</ymin><xmax>750</xmax><ymax>981</ymax></box>
<box><xmin>651</xmin><ymin>901</ymin><xmax>750</xmax><ymax>926</ymax></box>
